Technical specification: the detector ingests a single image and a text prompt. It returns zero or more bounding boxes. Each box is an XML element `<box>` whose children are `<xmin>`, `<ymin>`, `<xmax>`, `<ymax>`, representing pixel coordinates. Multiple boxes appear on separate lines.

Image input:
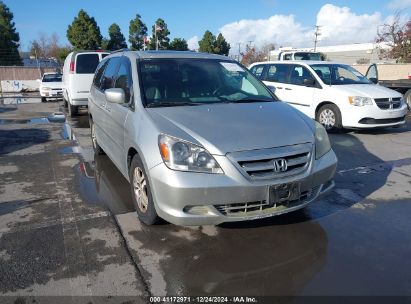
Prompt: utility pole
<box><xmin>314</xmin><ymin>25</ymin><xmax>322</xmax><ymax>52</ymax></box>
<box><xmin>237</xmin><ymin>42</ymin><xmax>241</xmax><ymax>62</ymax></box>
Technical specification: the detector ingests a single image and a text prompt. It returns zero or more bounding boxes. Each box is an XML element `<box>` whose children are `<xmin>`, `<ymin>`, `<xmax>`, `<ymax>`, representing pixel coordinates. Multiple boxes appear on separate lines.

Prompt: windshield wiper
<box><xmin>220</xmin><ymin>98</ymin><xmax>274</xmax><ymax>104</ymax></box>
<box><xmin>146</xmin><ymin>101</ymin><xmax>201</xmax><ymax>108</ymax></box>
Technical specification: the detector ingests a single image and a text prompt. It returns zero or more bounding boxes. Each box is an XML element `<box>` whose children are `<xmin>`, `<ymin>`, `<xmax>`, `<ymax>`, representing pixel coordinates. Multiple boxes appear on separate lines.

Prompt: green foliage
<box><xmin>129</xmin><ymin>14</ymin><xmax>147</xmax><ymax>51</ymax></box>
<box><xmin>198</xmin><ymin>31</ymin><xmax>230</xmax><ymax>55</ymax></box>
<box><xmin>214</xmin><ymin>33</ymin><xmax>230</xmax><ymax>56</ymax></box>
<box><xmin>67</xmin><ymin>9</ymin><xmax>102</xmax><ymax>50</ymax></box>
<box><xmin>169</xmin><ymin>38</ymin><xmax>188</xmax><ymax>51</ymax></box>
<box><xmin>149</xmin><ymin>18</ymin><xmax>170</xmax><ymax>50</ymax></box>
<box><xmin>56</xmin><ymin>46</ymin><xmax>72</xmax><ymax>64</ymax></box>
<box><xmin>198</xmin><ymin>30</ymin><xmax>215</xmax><ymax>53</ymax></box>
<box><xmin>106</xmin><ymin>23</ymin><xmax>127</xmax><ymax>51</ymax></box>
<box><xmin>0</xmin><ymin>1</ymin><xmax>22</xmax><ymax>65</ymax></box>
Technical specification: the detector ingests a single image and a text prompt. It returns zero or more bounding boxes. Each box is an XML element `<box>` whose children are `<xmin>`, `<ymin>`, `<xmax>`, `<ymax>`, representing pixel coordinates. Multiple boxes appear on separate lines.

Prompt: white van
<box><xmin>249</xmin><ymin>61</ymin><xmax>408</xmax><ymax>130</ymax></box>
<box><xmin>62</xmin><ymin>51</ymin><xmax>109</xmax><ymax>117</ymax></box>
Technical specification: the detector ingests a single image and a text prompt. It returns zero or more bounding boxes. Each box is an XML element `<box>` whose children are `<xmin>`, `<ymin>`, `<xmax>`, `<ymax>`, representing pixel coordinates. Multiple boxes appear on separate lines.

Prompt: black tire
<box><xmin>68</xmin><ymin>102</ymin><xmax>78</xmax><ymax>117</ymax></box>
<box><xmin>316</xmin><ymin>103</ymin><xmax>343</xmax><ymax>132</ymax></box>
<box><xmin>90</xmin><ymin>119</ymin><xmax>104</xmax><ymax>155</ymax></box>
<box><xmin>41</xmin><ymin>97</ymin><xmax>47</xmax><ymax>102</ymax></box>
<box><xmin>63</xmin><ymin>97</ymin><xmax>68</xmax><ymax>108</ymax></box>
<box><xmin>404</xmin><ymin>89</ymin><xmax>411</xmax><ymax>111</ymax></box>
<box><xmin>129</xmin><ymin>155</ymin><xmax>160</xmax><ymax>225</ymax></box>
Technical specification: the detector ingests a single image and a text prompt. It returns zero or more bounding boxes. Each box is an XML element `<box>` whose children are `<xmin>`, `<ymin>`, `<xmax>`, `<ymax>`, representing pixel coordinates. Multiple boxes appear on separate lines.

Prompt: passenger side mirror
<box><xmin>303</xmin><ymin>78</ymin><xmax>316</xmax><ymax>87</ymax></box>
<box><xmin>105</xmin><ymin>88</ymin><xmax>125</xmax><ymax>104</ymax></box>
<box><xmin>267</xmin><ymin>85</ymin><xmax>276</xmax><ymax>94</ymax></box>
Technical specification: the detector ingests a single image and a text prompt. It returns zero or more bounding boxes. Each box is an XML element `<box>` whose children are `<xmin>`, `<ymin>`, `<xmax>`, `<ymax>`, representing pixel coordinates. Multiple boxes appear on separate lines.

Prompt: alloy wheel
<box><xmin>133</xmin><ymin>167</ymin><xmax>149</xmax><ymax>213</ymax></box>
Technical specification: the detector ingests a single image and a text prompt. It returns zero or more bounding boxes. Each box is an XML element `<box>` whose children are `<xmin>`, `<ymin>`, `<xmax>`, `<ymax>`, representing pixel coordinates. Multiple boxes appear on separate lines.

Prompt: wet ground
<box><xmin>0</xmin><ymin>97</ymin><xmax>411</xmax><ymax>303</ymax></box>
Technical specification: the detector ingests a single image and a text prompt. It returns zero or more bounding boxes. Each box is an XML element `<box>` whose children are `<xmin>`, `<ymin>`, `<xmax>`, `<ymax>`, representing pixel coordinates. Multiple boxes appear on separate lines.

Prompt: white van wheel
<box><xmin>316</xmin><ymin>104</ymin><xmax>342</xmax><ymax>132</ymax></box>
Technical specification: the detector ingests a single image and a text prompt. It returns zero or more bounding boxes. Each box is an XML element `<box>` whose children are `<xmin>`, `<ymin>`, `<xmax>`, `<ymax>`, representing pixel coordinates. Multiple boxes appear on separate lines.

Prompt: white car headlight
<box><xmin>348</xmin><ymin>96</ymin><xmax>373</xmax><ymax>106</ymax></box>
<box><xmin>315</xmin><ymin>122</ymin><xmax>331</xmax><ymax>159</ymax></box>
<box><xmin>158</xmin><ymin>134</ymin><xmax>223</xmax><ymax>174</ymax></box>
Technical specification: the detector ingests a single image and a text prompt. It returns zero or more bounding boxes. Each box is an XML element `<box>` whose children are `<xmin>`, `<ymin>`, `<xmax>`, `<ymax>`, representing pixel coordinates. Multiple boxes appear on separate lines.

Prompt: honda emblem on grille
<box><xmin>273</xmin><ymin>158</ymin><xmax>288</xmax><ymax>172</ymax></box>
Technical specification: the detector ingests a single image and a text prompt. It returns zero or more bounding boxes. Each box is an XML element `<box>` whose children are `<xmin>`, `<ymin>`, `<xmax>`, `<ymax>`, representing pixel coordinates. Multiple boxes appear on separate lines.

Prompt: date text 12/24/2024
<box><xmin>149</xmin><ymin>296</ymin><xmax>258</xmax><ymax>303</ymax></box>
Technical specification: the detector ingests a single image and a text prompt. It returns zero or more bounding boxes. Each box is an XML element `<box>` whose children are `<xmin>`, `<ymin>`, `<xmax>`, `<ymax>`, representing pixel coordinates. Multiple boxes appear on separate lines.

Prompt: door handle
<box><xmin>276</xmin><ymin>87</ymin><xmax>283</xmax><ymax>89</ymax></box>
<box><xmin>285</xmin><ymin>88</ymin><xmax>292</xmax><ymax>90</ymax></box>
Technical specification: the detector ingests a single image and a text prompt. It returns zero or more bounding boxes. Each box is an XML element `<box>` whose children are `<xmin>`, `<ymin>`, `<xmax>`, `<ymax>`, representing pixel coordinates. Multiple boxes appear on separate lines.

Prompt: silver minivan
<box><xmin>88</xmin><ymin>51</ymin><xmax>337</xmax><ymax>226</ymax></box>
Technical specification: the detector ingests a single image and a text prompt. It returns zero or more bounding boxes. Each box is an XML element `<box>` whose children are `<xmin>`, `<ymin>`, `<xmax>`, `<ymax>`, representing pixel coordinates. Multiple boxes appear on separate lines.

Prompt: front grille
<box><xmin>52</xmin><ymin>88</ymin><xmax>62</xmax><ymax>91</ymax></box>
<box><xmin>228</xmin><ymin>143</ymin><xmax>312</xmax><ymax>180</ymax></box>
<box><xmin>374</xmin><ymin>97</ymin><xmax>402</xmax><ymax>110</ymax></box>
<box><xmin>215</xmin><ymin>186</ymin><xmax>320</xmax><ymax>217</ymax></box>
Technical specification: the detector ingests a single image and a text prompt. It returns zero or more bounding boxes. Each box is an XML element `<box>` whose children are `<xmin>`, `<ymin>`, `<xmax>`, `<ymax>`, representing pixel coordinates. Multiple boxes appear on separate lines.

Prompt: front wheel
<box><xmin>41</xmin><ymin>97</ymin><xmax>47</xmax><ymax>102</ymax></box>
<box><xmin>129</xmin><ymin>155</ymin><xmax>160</xmax><ymax>225</ymax></box>
<box><xmin>90</xmin><ymin>119</ymin><xmax>104</xmax><ymax>155</ymax></box>
<box><xmin>316</xmin><ymin>104</ymin><xmax>343</xmax><ymax>132</ymax></box>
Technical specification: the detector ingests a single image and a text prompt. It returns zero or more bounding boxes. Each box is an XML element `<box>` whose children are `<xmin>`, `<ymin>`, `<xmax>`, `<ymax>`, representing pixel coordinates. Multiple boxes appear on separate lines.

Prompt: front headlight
<box><xmin>158</xmin><ymin>134</ymin><xmax>223</xmax><ymax>174</ymax></box>
<box><xmin>315</xmin><ymin>122</ymin><xmax>331</xmax><ymax>159</ymax></box>
<box><xmin>348</xmin><ymin>96</ymin><xmax>373</xmax><ymax>106</ymax></box>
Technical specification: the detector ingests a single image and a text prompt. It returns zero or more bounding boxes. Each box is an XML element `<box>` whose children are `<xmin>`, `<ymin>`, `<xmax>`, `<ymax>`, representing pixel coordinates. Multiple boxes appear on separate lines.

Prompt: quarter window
<box><xmin>101</xmin><ymin>57</ymin><xmax>121</xmax><ymax>91</ymax></box>
<box><xmin>93</xmin><ymin>59</ymin><xmax>109</xmax><ymax>89</ymax></box>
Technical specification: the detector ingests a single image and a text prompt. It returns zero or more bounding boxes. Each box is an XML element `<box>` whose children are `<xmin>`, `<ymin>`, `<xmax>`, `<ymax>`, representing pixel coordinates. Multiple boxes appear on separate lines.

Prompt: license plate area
<box><xmin>269</xmin><ymin>183</ymin><xmax>301</xmax><ymax>205</ymax></box>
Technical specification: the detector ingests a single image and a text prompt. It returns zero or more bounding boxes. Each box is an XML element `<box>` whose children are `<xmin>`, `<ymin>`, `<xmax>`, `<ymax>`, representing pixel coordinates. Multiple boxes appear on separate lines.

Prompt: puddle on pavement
<box><xmin>75</xmin><ymin>154</ymin><xmax>135</xmax><ymax>215</ymax></box>
<box><xmin>0</xmin><ymin>112</ymin><xmax>66</xmax><ymax>125</ymax></box>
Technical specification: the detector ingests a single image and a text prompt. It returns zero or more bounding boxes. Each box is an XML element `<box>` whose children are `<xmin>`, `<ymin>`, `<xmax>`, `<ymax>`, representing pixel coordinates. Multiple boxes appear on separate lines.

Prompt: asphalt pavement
<box><xmin>0</xmin><ymin>98</ymin><xmax>410</xmax><ymax>303</ymax></box>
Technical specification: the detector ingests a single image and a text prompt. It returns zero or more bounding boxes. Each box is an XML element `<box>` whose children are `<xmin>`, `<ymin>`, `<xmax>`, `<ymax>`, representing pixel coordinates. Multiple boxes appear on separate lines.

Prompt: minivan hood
<box><xmin>40</xmin><ymin>81</ymin><xmax>62</xmax><ymax>88</ymax></box>
<box><xmin>147</xmin><ymin>102</ymin><xmax>314</xmax><ymax>155</ymax></box>
<box><xmin>331</xmin><ymin>84</ymin><xmax>402</xmax><ymax>98</ymax></box>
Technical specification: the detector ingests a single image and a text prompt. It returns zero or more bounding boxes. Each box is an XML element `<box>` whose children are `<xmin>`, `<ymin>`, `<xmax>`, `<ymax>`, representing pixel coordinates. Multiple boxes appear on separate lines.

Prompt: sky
<box><xmin>3</xmin><ymin>0</ymin><xmax>411</xmax><ymax>53</ymax></box>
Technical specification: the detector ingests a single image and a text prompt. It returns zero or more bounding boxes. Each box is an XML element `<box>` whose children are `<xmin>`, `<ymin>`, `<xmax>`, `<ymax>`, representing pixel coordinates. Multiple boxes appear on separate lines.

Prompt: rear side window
<box><xmin>249</xmin><ymin>65</ymin><xmax>265</xmax><ymax>79</ymax></box>
<box><xmin>76</xmin><ymin>54</ymin><xmax>100</xmax><ymax>74</ymax></box>
<box><xmin>265</xmin><ymin>64</ymin><xmax>289</xmax><ymax>84</ymax></box>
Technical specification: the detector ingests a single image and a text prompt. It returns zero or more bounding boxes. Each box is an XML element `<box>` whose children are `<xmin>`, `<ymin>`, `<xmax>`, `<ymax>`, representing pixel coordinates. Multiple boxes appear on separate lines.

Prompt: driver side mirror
<box><xmin>303</xmin><ymin>78</ymin><xmax>316</xmax><ymax>87</ymax></box>
<box><xmin>105</xmin><ymin>88</ymin><xmax>125</xmax><ymax>104</ymax></box>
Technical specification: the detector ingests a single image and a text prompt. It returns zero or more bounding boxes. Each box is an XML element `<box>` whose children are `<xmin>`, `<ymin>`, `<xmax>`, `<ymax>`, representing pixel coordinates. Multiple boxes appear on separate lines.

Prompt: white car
<box><xmin>249</xmin><ymin>61</ymin><xmax>408</xmax><ymax>130</ymax></box>
<box><xmin>39</xmin><ymin>72</ymin><xmax>63</xmax><ymax>102</ymax></box>
<box><xmin>62</xmin><ymin>51</ymin><xmax>109</xmax><ymax>117</ymax></box>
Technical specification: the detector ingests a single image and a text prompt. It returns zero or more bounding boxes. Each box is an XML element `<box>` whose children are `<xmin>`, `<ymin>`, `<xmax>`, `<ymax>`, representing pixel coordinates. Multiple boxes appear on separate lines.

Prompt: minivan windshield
<box><xmin>310</xmin><ymin>63</ymin><xmax>371</xmax><ymax>85</ymax></box>
<box><xmin>42</xmin><ymin>74</ymin><xmax>62</xmax><ymax>82</ymax></box>
<box><xmin>139</xmin><ymin>58</ymin><xmax>275</xmax><ymax>107</ymax></box>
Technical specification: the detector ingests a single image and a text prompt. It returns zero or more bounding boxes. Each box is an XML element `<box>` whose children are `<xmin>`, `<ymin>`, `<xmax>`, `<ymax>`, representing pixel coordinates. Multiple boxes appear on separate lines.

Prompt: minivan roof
<box><xmin>120</xmin><ymin>50</ymin><xmax>230</xmax><ymax>61</ymax></box>
<box><xmin>250</xmin><ymin>60</ymin><xmax>346</xmax><ymax>66</ymax></box>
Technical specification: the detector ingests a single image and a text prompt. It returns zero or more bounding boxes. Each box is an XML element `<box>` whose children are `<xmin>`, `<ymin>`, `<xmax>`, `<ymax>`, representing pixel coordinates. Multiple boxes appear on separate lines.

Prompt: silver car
<box><xmin>88</xmin><ymin>50</ymin><xmax>337</xmax><ymax>226</ymax></box>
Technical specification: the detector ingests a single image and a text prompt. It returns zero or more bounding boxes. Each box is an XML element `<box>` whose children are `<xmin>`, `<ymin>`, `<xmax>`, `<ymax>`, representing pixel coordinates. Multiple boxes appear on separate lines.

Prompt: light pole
<box><xmin>314</xmin><ymin>25</ymin><xmax>322</xmax><ymax>52</ymax></box>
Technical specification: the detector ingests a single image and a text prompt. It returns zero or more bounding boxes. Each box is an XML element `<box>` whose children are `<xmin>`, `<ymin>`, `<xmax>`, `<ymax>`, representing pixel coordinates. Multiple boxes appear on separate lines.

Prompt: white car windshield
<box><xmin>310</xmin><ymin>64</ymin><xmax>371</xmax><ymax>85</ymax></box>
<box><xmin>139</xmin><ymin>58</ymin><xmax>275</xmax><ymax>107</ymax></box>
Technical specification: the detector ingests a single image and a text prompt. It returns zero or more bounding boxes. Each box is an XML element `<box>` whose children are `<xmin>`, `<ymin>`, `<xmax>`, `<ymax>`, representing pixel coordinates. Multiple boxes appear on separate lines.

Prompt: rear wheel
<box><xmin>129</xmin><ymin>155</ymin><xmax>160</xmax><ymax>225</ymax></box>
<box><xmin>316</xmin><ymin>104</ymin><xmax>342</xmax><ymax>132</ymax></box>
<box><xmin>68</xmin><ymin>101</ymin><xmax>78</xmax><ymax>117</ymax></box>
<box><xmin>90</xmin><ymin>119</ymin><xmax>104</xmax><ymax>155</ymax></box>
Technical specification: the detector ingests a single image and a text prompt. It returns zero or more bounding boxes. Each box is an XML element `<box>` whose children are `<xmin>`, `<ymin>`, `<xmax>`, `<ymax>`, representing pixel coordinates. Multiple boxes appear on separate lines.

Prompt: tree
<box><xmin>241</xmin><ymin>43</ymin><xmax>275</xmax><ymax>66</ymax></box>
<box><xmin>148</xmin><ymin>18</ymin><xmax>170</xmax><ymax>50</ymax></box>
<box><xmin>198</xmin><ymin>30</ymin><xmax>215</xmax><ymax>53</ymax></box>
<box><xmin>214</xmin><ymin>33</ymin><xmax>230</xmax><ymax>55</ymax></box>
<box><xmin>169</xmin><ymin>38</ymin><xmax>188</xmax><ymax>51</ymax></box>
<box><xmin>67</xmin><ymin>9</ymin><xmax>102</xmax><ymax>50</ymax></box>
<box><xmin>129</xmin><ymin>14</ymin><xmax>148</xmax><ymax>51</ymax></box>
<box><xmin>106</xmin><ymin>23</ymin><xmax>127</xmax><ymax>51</ymax></box>
<box><xmin>376</xmin><ymin>12</ymin><xmax>411</xmax><ymax>63</ymax></box>
<box><xmin>0</xmin><ymin>1</ymin><xmax>22</xmax><ymax>65</ymax></box>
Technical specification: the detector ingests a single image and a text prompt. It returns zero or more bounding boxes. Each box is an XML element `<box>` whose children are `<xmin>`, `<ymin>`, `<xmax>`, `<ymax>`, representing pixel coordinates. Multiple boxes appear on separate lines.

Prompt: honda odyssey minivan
<box><xmin>88</xmin><ymin>51</ymin><xmax>337</xmax><ymax>226</ymax></box>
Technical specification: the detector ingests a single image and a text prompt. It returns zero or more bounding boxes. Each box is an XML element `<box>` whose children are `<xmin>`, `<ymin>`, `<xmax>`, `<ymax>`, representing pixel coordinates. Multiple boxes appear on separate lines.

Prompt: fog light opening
<box><xmin>183</xmin><ymin>205</ymin><xmax>210</xmax><ymax>215</ymax></box>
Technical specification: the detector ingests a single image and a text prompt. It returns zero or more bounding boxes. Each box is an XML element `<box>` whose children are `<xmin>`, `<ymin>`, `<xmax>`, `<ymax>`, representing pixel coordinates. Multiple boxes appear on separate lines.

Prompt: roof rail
<box><xmin>111</xmin><ymin>48</ymin><xmax>129</xmax><ymax>54</ymax></box>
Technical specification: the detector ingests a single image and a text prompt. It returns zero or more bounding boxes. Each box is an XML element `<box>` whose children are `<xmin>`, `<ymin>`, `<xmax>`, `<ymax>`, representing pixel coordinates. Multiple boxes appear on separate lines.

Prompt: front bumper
<box><xmin>40</xmin><ymin>89</ymin><xmax>63</xmax><ymax>98</ymax></box>
<box><xmin>149</xmin><ymin>150</ymin><xmax>337</xmax><ymax>226</ymax></box>
<box><xmin>342</xmin><ymin>103</ymin><xmax>408</xmax><ymax>128</ymax></box>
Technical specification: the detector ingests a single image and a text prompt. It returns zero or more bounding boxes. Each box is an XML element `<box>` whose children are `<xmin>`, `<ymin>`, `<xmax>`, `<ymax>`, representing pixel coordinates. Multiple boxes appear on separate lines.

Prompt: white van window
<box><xmin>250</xmin><ymin>65</ymin><xmax>265</xmax><ymax>78</ymax></box>
<box><xmin>76</xmin><ymin>54</ymin><xmax>100</xmax><ymax>74</ymax></box>
<box><xmin>265</xmin><ymin>64</ymin><xmax>289</xmax><ymax>84</ymax></box>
